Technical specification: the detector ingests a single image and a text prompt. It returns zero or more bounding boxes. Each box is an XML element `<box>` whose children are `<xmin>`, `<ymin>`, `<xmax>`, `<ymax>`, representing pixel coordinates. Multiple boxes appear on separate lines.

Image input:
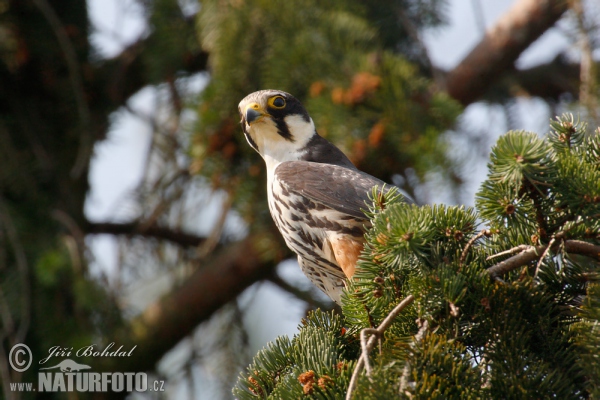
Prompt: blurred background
<box><xmin>0</xmin><ymin>0</ymin><xmax>598</xmax><ymax>398</ymax></box>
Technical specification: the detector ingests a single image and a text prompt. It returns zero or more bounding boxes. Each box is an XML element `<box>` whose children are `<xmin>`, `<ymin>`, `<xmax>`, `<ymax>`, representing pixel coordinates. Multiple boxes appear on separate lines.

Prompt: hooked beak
<box><xmin>244</xmin><ymin>103</ymin><xmax>267</xmax><ymax>124</ymax></box>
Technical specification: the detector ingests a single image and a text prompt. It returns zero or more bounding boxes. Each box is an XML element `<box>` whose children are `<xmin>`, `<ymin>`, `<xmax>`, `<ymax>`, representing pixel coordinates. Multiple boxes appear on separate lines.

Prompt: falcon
<box><xmin>238</xmin><ymin>89</ymin><xmax>408</xmax><ymax>304</ymax></box>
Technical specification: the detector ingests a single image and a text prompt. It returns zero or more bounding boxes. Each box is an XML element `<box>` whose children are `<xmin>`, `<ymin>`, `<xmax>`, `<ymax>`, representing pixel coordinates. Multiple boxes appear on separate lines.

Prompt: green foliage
<box><xmin>31</xmin><ymin>242</ymin><xmax>123</xmax><ymax>361</ymax></box>
<box><xmin>233</xmin><ymin>310</ymin><xmax>354</xmax><ymax>399</ymax></box>
<box><xmin>407</xmin><ymin>333</ymin><xmax>485</xmax><ymax>399</ymax></box>
<box><xmin>235</xmin><ymin>115</ymin><xmax>600</xmax><ymax>398</ymax></box>
<box><xmin>571</xmin><ymin>283</ymin><xmax>600</xmax><ymax>397</ymax></box>
<box><xmin>488</xmin><ymin>130</ymin><xmax>551</xmax><ymax>185</ymax></box>
<box><xmin>144</xmin><ymin>0</ymin><xmax>201</xmax><ymax>81</ymax></box>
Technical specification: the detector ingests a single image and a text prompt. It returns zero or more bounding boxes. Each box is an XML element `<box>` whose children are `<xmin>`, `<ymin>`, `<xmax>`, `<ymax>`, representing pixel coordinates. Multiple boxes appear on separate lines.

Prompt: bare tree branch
<box><xmin>564</xmin><ymin>240</ymin><xmax>600</xmax><ymax>260</ymax></box>
<box><xmin>460</xmin><ymin>229</ymin><xmax>491</xmax><ymax>265</ymax></box>
<box><xmin>499</xmin><ymin>56</ymin><xmax>582</xmax><ymax>101</ymax></box>
<box><xmin>0</xmin><ymin>199</ymin><xmax>30</xmax><ymax>345</ymax></box>
<box><xmin>346</xmin><ymin>295</ymin><xmax>415</xmax><ymax>400</ymax></box>
<box><xmin>445</xmin><ymin>0</ymin><xmax>570</xmax><ymax>105</ymax></box>
<box><xmin>92</xmin><ymin>32</ymin><xmax>208</xmax><ymax>116</ymax></box>
<box><xmin>486</xmin><ymin>240</ymin><xmax>600</xmax><ymax>280</ymax></box>
<box><xmin>572</xmin><ymin>0</ymin><xmax>599</xmax><ymax>122</ymax></box>
<box><xmin>32</xmin><ymin>0</ymin><xmax>92</xmax><ymax>178</ymax></box>
<box><xmin>435</xmin><ymin>55</ymin><xmax>586</xmax><ymax>107</ymax></box>
<box><xmin>266</xmin><ymin>273</ymin><xmax>337</xmax><ymax>312</ymax></box>
<box><xmin>399</xmin><ymin>319</ymin><xmax>429</xmax><ymax>394</ymax></box>
<box><xmin>101</xmin><ymin>237</ymin><xmax>275</xmax><ymax>376</ymax></box>
<box><xmin>85</xmin><ymin>221</ymin><xmax>206</xmax><ymax>247</ymax></box>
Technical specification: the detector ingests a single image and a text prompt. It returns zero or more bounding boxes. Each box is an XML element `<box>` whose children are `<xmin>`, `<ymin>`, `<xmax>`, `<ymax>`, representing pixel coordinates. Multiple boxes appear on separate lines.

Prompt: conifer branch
<box><xmin>95</xmin><ymin>30</ymin><xmax>208</xmax><ymax>111</ymax></box>
<box><xmin>534</xmin><ymin>237</ymin><xmax>556</xmax><ymax>278</ymax></box>
<box><xmin>561</xmin><ymin>214</ymin><xmax>600</xmax><ymax>234</ymax></box>
<box><xmin>360</xmin><ymin>328</ymin><xmax>379</xmax><ymax>377</ymax></box>
<box><xmin>523</xmin><ymin>179</ymin><xmax>550</xmax><ymax>240</ymax></box>
<box><xmin>85</xmin><ymin>221</ymin><xmax>207</xmax><ymax>247</ymax></box>
<box><xmin>486</xmin><ymin>244</ymin><xmax>530</xmax><ymax>261</ymax></box>
<box><xmin>460</xmin><ymin>229</ymin><xmax>491</xmax><ymax>265</ymax></box>
<box><xmin>346</xmin><ymin>295</ymin><xmax>415</xmax><ymax>400</ymax></box>
<box><xmin>445</xmin><ymin>0</ymin><xmax>569</xmax><ymax>105</ymax></box>
<box><xmin>487</xmin><ymin>244</ymin><xmax>548</xmax><ymax>280</ymax></box>
<box><xmin>487</xmin><ymin>240</ymin><xmax>600</xmax><ymax>280</ymax></box>
<box><xmin>32</xmin><ymin>0</ymin><xmax>92</xmax><ymax>179</ymax></box>
<box><xmin>440</xmin><ymin>57</ymin><xmax>590</xmax><ymax>104</ymax></box>
<box><xmin>564</xmin><ymin>240</ymin><xmax>600</xmax><ymax>260</ymax></box>
<box><xmin>106</xmin><ymin>237</ymin><xmax>275</xmax><ymax>374</ymax></box>
<box><xmin>399</xmin><ymin>319</ymin><xmax>429</xmax><ymax>395</ymax></box>
<box><xmin>266</xmin><ymin>273</ymin><xmax>336</xmax><ymax>311</ymax></box>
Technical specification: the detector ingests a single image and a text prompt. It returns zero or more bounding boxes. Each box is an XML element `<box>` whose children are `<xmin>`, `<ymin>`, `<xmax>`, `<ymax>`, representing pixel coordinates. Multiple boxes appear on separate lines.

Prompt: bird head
<box><xmin>238</xmin><ymin>90</ymin><xmax>315</xmax><ymax>163</ymax></box>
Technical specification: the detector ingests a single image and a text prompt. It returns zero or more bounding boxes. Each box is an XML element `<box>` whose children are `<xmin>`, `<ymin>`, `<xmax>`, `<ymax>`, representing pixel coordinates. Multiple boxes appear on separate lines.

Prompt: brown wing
<box><xmin>274</xmin><ymin>161</ymin><xmax>390</xmax><ymax>220</ymax></box>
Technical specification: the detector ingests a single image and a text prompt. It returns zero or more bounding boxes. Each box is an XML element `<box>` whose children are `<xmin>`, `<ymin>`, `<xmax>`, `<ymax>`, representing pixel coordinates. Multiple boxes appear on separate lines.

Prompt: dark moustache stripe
<box><xmin>274</xmin><ymin>118</ymin><xmax>294</xmax><ymax>142</ymax></box>
<box><xmin>244</xmin><ymin>131</ymin><xmax>259</xmax><ymax>152</ymax></box>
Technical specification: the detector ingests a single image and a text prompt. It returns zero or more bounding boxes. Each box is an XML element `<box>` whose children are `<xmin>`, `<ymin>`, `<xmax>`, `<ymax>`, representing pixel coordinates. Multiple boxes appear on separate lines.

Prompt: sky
<box><xmin>84</xmin><ymin>0</ymin><xmax>573</xmax><ymax>397</ymax></box>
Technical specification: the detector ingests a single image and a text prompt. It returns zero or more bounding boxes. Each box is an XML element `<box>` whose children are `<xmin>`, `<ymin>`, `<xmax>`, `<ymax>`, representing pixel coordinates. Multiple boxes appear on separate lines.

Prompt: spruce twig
<box><xmin>561</xmin><ymin>214</ymin><xmax>600</xmax><ymax>235</ymax></box>
<box><xmin>534</xmin><ymin>237</ymin><xmax>556</xmax><ymax>278</ymax></box>
<box><xmin>399</xmin><ymin>319</ymin><xmax>429</xmax><ymax>395</ymax></box>
<box><xmin>346</xmin><ymin>295</ymin><xmax>415</xmax><ymax>400</ymax></box>
<box><xmin>360</xmin><ymin>328</ymin><xmax>378</xmax><ymax>376</ymax></box>
<box><xmin>460</xmin><ymin>229</ymin><xmax>491</xmax><ymax>265</ymax></box>
<box><xmin>487</xmin><ymin>240</ymin><xmax>600</xmax><ymax>280</ymax></box>
<box><xmin>564</xmin><ymin>240</ymin><xmax>600</xmax><ymax>260</ymax></box>
<box><xmin>487</xmin><ymin>244</ymin><xmax>544</xmax><ymax>281</ymax></box>
<box><xmin>524</xmin><ymin>179</ymin><xmax>550</xmax><ymax>240</ymax></box>
<box><xmin>486</xmin><ymin>244</ymin><xmax>529</xmax><ymax>261</ymax></box>
<box><xmin>266</xmin><ymin>273</ymin><xmax>336</xmax><ymax>311</ymax></box>
<box><xmin>32</xmin><ymin>0</ymin><xmax>92</xmax><ymax>179</ymax></box>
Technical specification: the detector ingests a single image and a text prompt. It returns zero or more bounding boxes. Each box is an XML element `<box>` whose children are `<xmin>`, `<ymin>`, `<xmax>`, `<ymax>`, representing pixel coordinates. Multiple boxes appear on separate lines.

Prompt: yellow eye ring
<box><xmin>268</xmin><ymin>96</ymin><xmax>286</xmax><ymax>109</ymax></box>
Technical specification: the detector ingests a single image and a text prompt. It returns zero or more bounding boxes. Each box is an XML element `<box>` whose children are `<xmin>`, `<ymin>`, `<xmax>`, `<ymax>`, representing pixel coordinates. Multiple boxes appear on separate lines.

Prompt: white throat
<box><xmin>251</xmin><ymin>115</ymin><xmax>315</xmax><ymax>186</ymax></box>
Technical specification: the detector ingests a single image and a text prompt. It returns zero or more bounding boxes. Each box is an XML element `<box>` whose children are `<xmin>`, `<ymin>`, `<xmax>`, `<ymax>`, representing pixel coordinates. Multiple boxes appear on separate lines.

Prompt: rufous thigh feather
<box><xmin>331</xmin><ymin>237</ymin><xmax>364</xmax><ymax>279</ymax></box>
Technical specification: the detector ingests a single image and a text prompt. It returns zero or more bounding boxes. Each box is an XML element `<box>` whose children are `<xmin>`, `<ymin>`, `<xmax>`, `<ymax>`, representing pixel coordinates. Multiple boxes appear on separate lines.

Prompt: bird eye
<box><xmin>269</xmin><ymin>96</ymin><xmax>286</xmax><ymax>109</ymax></box>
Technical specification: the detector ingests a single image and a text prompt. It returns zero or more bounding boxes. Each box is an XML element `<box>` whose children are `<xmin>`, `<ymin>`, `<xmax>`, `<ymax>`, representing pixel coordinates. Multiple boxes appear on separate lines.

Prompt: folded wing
<box><xmin>274</xmin><ymin>161</ymin><xmax>391</xmax><ymax>220</ymax></box>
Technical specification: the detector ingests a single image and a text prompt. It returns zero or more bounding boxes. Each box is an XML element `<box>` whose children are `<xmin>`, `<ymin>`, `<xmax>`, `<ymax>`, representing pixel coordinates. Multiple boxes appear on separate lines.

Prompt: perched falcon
<box><xmin>238</xmin><ymin>89</ymin><xmax>407</xmax><ymax>304</ymax></box>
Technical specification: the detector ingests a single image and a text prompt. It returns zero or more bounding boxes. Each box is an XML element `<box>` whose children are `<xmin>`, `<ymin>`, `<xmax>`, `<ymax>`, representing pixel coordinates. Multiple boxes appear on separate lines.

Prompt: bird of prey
<box><xmin>238</xmin><ymin>89</ymin><xmax>408</xmax><ymax>304</ymax></box>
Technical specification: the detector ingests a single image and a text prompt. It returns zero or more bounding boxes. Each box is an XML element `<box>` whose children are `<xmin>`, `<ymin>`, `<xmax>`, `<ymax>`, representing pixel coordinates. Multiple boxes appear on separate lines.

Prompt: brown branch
<box><xmin>460</xmin><ymin>229</ymin><xmax>491</xmax><ymax>265</ymax></box>
<box><xmin>445</xmin><ymin>0</ymin><xmax>570</xmax><ymax>105</ymax></box>
<box><xmin>91</xmin><ymin>28</ymin><xmax>208</xmax><ymax>117</ymax></box>
<box><xmin>487</xmin><ymin>244</ymin><xmax>547</xmax><ymax>280</ymax></box>
<box><xmin>346</xmin><ymin>295</ymin><xmax>415</xmax><ymax>400</ymax></box>
<box><xmin>0</xmin><ymin>198</ymin><xmax>30</xmax><ymax>345</ymax></box>
<box><xmin>486</xmin><ymin>240</ymin><xmax>600</xmax><ymax>280</ymax></box>
<box><xmin>93</xmin><ymin>12</ymin><xmax>207</xmax><ymax>141</ymax></box>
<box><xmin>85</xmin><ymin>221</ymin><xmax>206</xmax><ymax>247</ymax></box>
<box><xmin>101</xmin><ymin>237</ymin><xmax>275</xmax><ymax>376</ymax></box>
<box><xmin>266</xmin><ymin>273</ymin><xmax>337</xmax><ymax>312</ymax></box>
<box><xmin>197</xmin><ymin>193</ymin><xmax>233</xmax><ymax>258</ymax></box>
<box><xmin>437</xmin><ymin>55</ymin><xmax>588</xmax><ymax>106</ymax></box>
<box><xmin>399</xmin><ymin>319</ymin><xmax>429</xmax><ymax>394</ymax></box>
<box><xmin>534</xmin><ymin>237</ymin><xmax>556</xmax><ymax>278</ymax></box>
<box><xmin>506</xmin><ymin>56</ymin><xmax>582</xmax><ymax>101</ymax></box>
<box><xmin>564</xmin><ymin>240</ymin><xmax>600</xmax><ymax>260</ymax></box>
<box><xmin>359</xmin><ymin>327</ymin><xmax>378</xmax><ymax>376</ymax></box>
<box><xmin>486</xmin><ymin>244</ymin><xmax>529</xmax><ymax>261</ymax></box>
<box><xmin>572</xmin><ymin>0</ymin><xmax>599</xmax><ymax>120</ymax></box>
<box><xmin>32</xmin><ymin>0</ymin><xmax>92</xmax><ymax>178</ymax></box>
<box><xmin>397</xmin><ymin>7</ymin><xmax>442</xmax><ymax>87</ymax></box>
<box><xmin>521</xmin><ymin>179</ymin><xmax>551</xmax><ymax>240</ymax></box>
